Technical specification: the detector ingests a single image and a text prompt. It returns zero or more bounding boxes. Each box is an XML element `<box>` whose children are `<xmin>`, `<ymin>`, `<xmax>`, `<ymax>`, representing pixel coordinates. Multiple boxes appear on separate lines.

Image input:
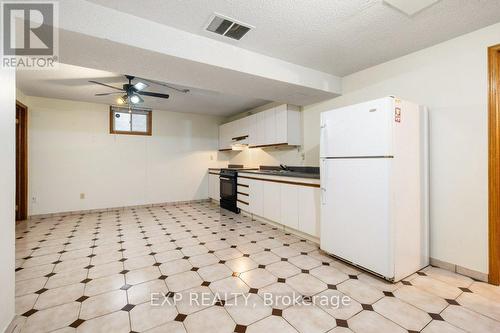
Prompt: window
<box><xmin>110</xmin><ymin>106</ymin><xmax>152</xmax><ymax>136</ymax></box>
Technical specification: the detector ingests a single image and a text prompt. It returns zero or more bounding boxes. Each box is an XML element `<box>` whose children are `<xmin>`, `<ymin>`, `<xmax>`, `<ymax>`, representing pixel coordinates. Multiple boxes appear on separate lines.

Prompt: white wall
<box><xmin>17</xmin><ymin>95</ymin><xmax>225</xmax><ymax>215</ymax></box>
<box><xmin>302</xmin><ymin>22</ymin><xmax>500</xmax><ymax>275</ymax></box>
<box><xmin>0</xmin><ymin>68</ymin><xmax>16</xmax><ymax>331</ymax></box>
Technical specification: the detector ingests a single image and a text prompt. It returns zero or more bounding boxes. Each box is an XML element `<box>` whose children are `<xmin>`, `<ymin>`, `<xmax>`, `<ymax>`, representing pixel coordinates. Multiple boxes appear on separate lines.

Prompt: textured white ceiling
<box><xmin>16</xmin><ymin>64</ymin><xmax>269</xmax><ymax>116</ymax></box>
<box><xmin>86</xmin><ymin>0</ymin><xmax>500</xmax><ymax>75</ymax></box>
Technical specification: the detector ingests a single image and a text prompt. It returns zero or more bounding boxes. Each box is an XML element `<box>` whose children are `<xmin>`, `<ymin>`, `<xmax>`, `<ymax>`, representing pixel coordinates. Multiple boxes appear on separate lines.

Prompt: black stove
<box><xmin>219</xmin><ymin>168</ymin><xmax>240</xmax><ymax>213</ymax></box>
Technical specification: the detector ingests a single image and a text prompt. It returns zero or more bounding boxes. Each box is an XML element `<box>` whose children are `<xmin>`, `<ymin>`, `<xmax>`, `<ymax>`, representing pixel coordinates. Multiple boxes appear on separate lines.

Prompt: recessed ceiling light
<box><xmin>383</xmin><ymin>0</ymin><xmax>441</xmax><ymax>16</ymax></box>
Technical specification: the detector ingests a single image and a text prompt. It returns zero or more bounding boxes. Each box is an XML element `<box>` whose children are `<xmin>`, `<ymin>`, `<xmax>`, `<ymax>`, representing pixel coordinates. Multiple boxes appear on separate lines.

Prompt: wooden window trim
<box><xmin>488</xmin><ymin>44</ymin><xmax>500</xmax><ymax>285</ymax></box>
<box><xmin>109</xmin><ymin>106</ymin><xmax>152</xmax><ymax>136</ymax></box>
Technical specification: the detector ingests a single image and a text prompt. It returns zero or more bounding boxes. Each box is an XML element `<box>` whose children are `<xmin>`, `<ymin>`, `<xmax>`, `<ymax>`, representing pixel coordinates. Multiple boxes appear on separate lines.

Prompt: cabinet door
<box><xmin>263</xmin><ymin>181</ymin><xmax>281</xmax><ymax>223</ymax></box>
<box><xmin>236</xmin><ymin>117</ymin><xmax>249</xmax><ymax>138</ymax></box>
<box><xmin>248</xmin><ymin>179</ymin><xmax>263</xmax><ymax>216</ymax></box>
<box><xmin>214</xmin><ymin>175</ymin><xmax>220</xmax><ymax>200</ymax></box>
<box><xmin>280</xmin><ymin>184</ymin><xmax>299</xmax><ymax>229</ymax></box>
<box><xmin>218</xmin><ymin>125</ymin><xmax>225</xmax><ymax>150</ymax></box>
<box><xmin>219</xmin><ymin>123</ymin><xmax>231</xmax><ymax>150</ymax></box>
<box><xmin>208</xmin><ymin>174</ymin><xmax>214</xmax><ymax>199</ymax></box>
<box><xmin>248</xmin><ymin>114</ymin><xmax>258</xmax><ymax>147</ymax></box>
<box><xmin>298</xmin><ymin>186</ymin><xmax>320</xmax><ymax>236</ymax></box>
<box><xmin>275</xmin><ymin>105</ymin><xmax>288</xmax><ymax>144</ymax></box>
<box><xmin>264</xmin><ymin>109</ymin><xmax>276</xmax><ymax>145</ymax></box>
<box><xmin>227</xmin><ymin>121</ymin><xmax>236</xmax><ymax>144</ymax></box>
<box><xmin>257</xmin><ymin>112</ymin><xmax>266</xmax><ymax>146</ymax></box>
<box><xmin>208</xmin><ymin>174</ymin><xmax>213</xmax><ymax>199</ymax></box>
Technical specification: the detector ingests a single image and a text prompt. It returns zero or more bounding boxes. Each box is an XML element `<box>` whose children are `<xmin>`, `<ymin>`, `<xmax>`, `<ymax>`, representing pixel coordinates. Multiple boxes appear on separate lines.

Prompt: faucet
<box><xmin>279</xmin><ymin>164</ymin><xmax>289</xmax><ymax>171</ymax></box>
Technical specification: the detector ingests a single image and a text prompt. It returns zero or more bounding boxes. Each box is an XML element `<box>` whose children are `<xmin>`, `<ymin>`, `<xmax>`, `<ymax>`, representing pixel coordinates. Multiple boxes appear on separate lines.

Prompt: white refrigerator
<box><xmin>320</xmin><ymin>96</ymin><xmax>429</xmax><ymax>282</ymax></box>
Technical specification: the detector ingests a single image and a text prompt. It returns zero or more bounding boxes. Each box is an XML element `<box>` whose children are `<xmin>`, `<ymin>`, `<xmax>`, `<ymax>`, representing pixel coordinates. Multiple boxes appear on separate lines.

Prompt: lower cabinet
<box><xmin>263</xmin><ymin>182</ymin><xmax>281</xmax><ymax>223</ymax></box>
<box><xmin>298</xmin><ymin>186</ymin><xmax>320</xmax><ymax>237</ymax></box>
<box><xmin>239</xmin><ymin>175</ymin><xmax>320</xmax><ymax>238</ymax></box>
<box><xmin>248</xmin><ymin>179</ymin><xmax>263</xmax><ymax>216</ymax></box>
<box><xmin>208</xmin><ymin>173</ymin><xmax>220</xmax><ymax>200</ymax></box>
<box><xmin>280</xmin><ymin>184</ymin><xmax>299</xmax><ymax>229</ymax></box>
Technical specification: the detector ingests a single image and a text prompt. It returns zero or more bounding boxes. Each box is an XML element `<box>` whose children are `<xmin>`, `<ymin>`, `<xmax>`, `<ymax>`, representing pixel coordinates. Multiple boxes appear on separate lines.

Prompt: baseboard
<box><xmin>4</xmin><ymin>315</ymin><xmax>25</xmax><ymax>333</ymax></box>
<box><xmin>28</xmin><ymin>199</ymin><xmax>211</xmax><ymax>219</ymax></box>
<box><xmin>430</xmin><ymin>257</ymin><xmax>488</xmax><ymax>282</ymax></box>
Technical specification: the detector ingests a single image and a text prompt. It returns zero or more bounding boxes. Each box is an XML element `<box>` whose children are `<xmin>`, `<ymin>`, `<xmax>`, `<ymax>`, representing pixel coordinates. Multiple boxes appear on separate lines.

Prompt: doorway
<box><xmin>488</xmin><ymin>44</ymin><xmax>500</xmax><ymax>285</ymax></box>
<box><xmin>16</xmin><ymin>100</ymin><xmax>28</xmax><ymax>221</ymax></box>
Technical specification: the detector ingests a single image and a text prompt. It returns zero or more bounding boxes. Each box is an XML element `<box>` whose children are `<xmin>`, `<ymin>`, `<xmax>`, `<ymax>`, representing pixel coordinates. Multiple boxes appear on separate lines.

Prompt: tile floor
<box><xmin>13</xmin><ymin>202</ymin><xmax>500</xmax><ymax>333</ymax></box>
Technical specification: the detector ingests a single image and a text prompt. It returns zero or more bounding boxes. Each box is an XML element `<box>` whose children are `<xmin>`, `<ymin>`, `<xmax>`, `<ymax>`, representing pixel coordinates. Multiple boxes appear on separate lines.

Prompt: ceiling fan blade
<box><xmin>89</xmin><ymin>80</ymin><xmax>124</xmax><ymax>91</ymax></box>
<box><xmin>132</xmin><ymin>81</ymin><xmax>148</xmax><ymax>91</ymax></box>
<box><xmin>138</xmin><ymin>91</ymin><xmax>170</xmax><ymax>99</ymax></box>
<box><xmin>95</xmin><ymin>92</ymin><xmax>123</xmax><ymax>96</ymax></box>
<box><xmin>135</xmin><ymin>77</ymin><xmax>189</xmax><ymax>93</ymax></box>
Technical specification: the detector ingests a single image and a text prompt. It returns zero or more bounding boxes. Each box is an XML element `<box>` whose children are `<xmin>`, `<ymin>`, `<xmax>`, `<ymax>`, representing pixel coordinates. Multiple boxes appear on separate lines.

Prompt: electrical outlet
<box><xmin>31</xmin><ymin>197</ymin><xmax>37</xmax><ymax>203</ymax></box>
<box><xmin>80</xmin><ymin>193</ymin><xmax>85</xmax><ymax>199</ymax></box>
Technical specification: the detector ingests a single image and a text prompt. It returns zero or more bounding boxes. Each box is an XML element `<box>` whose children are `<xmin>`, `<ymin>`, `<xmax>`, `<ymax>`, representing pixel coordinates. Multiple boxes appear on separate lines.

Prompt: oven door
<box><xmin>220</xmin><ymin>176</ymin><xmax>236</xmax><ymax>201</ymax></box>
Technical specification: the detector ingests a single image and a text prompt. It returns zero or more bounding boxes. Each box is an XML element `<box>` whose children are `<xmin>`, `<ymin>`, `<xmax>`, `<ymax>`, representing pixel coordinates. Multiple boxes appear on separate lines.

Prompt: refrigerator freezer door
<box><xmin>320</xmin><ymin>97</ymin><xmax>394</xmax><ymax>158</ymax></box>
<box><xmin>320</xmin><ymin>158</ymin><xmax>394</xmax><ymax>278</ymax></box>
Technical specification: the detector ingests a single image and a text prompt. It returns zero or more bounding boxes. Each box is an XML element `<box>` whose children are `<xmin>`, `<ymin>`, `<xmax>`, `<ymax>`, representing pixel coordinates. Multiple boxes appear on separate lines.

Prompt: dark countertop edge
<box><xmin>238</xmin><ymin>170</ymin><xmax>320</xmax><ymax>180</ymax></box>
<box><xmin>208</xmin><ymin>168</ymin><xmax>259</xmax><ymax>171</ymax></box>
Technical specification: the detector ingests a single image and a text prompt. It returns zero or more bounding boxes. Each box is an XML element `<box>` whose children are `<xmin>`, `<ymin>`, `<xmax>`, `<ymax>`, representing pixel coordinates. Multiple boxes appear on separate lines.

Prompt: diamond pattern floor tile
<box><xmin>14</xmin><ymin>202</ymin><xmax>500</xmax><ymax>333</ymax></box>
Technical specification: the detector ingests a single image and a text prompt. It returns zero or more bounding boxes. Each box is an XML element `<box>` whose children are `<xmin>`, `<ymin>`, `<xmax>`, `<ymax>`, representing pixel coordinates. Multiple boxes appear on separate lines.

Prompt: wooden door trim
<box><xmin>488</xmin><ymin>44</ymin><xmax>500</xmax><ymax>285</ymax></box>
<box><xmin>16</xmin><ymin>100</ymin><xmax>28</xmax><ymax>221</ymax></box>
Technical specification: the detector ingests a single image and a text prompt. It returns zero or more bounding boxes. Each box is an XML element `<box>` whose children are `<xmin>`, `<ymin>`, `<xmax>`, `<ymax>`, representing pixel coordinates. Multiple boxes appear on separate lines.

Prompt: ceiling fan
<box><xmin>89</xmin><ymin>75</ymin><xmax>182</xmax><ymax>105</ymax></box>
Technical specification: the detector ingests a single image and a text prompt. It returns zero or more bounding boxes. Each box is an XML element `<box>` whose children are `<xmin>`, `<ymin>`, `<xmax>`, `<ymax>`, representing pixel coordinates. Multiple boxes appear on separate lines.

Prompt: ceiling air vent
<box><xmin>206</xmin><ymin>14</ymin><xmax>252</xmax><ymax>40</ymax></box>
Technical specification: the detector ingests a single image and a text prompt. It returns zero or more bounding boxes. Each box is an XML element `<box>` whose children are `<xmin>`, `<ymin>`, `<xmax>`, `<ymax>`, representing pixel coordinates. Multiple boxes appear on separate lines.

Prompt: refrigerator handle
<box><xmin>320</xmin><ymin>159</ymin><xmax>326</xmax><ymax>205</ymax></box>
<box><xmin>320</xmin><ymin>123</ymin><xmax>326</xmax><ymax>157</ymax></box>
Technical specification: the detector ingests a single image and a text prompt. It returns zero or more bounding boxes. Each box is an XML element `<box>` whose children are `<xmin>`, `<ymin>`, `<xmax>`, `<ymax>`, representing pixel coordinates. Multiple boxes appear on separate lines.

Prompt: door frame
<box><xmin>488</xmin><ymin>44</ymin><xmax>500</xmax><ymax>285</ymax></box>
<box><xmin>16</xmin><ymin>100</ymin><xmax>28</xmax><ymax>221</ymax></box>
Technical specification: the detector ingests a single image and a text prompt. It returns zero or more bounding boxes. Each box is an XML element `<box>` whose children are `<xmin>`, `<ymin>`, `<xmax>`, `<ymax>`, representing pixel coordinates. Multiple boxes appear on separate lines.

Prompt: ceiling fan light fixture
<box><xmin>130</xmin><ymin>93</ymin><xmax>142</xmax><ymax>104</ymax></box>
<box><xmin>133</xmin><ymin>82</ymin><xmax>148</xmax><ymax>91</ymax></box>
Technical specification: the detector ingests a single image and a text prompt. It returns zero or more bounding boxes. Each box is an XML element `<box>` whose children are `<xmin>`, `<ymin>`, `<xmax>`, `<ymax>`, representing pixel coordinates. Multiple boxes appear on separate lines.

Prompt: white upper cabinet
<box><xmin>263</xmin><ymin>108</ymin><xmax>276</xmax><ymax>145</ymax></box>
<box><xmin>232</xmin><ymin>117</ymin><xmax>249</xmax><ymax>139</ymax></box>
<box><xmin>248</xmin><ymin>114</ymin><xmax>259</xmax><ymax>147</ymax></box>
<box><xmin>219</xmin><ymin>104</ymin><xmax>301</xmax><ymax>150</ymax></box>
<box><xmin>274</xmin><ymin>104</ymin><xmax>301</xmax><ymax>146</ymax></box>
<box><xmin>218</xmin><ymin>122</ymin><xmax>231</xmax><ymax>150</ymax></box>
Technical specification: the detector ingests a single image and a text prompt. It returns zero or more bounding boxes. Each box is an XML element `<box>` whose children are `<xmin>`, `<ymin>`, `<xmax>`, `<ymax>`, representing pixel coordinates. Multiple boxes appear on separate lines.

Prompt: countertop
<box><xmin>209</xmin><ymin>166</ymin><xmax>320</xmax><ymax>179</ymax></box>
<box><xmin>238</xmin><ymin>169</ymin><xmax>320</xmax><ymax>179</ymax></box>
